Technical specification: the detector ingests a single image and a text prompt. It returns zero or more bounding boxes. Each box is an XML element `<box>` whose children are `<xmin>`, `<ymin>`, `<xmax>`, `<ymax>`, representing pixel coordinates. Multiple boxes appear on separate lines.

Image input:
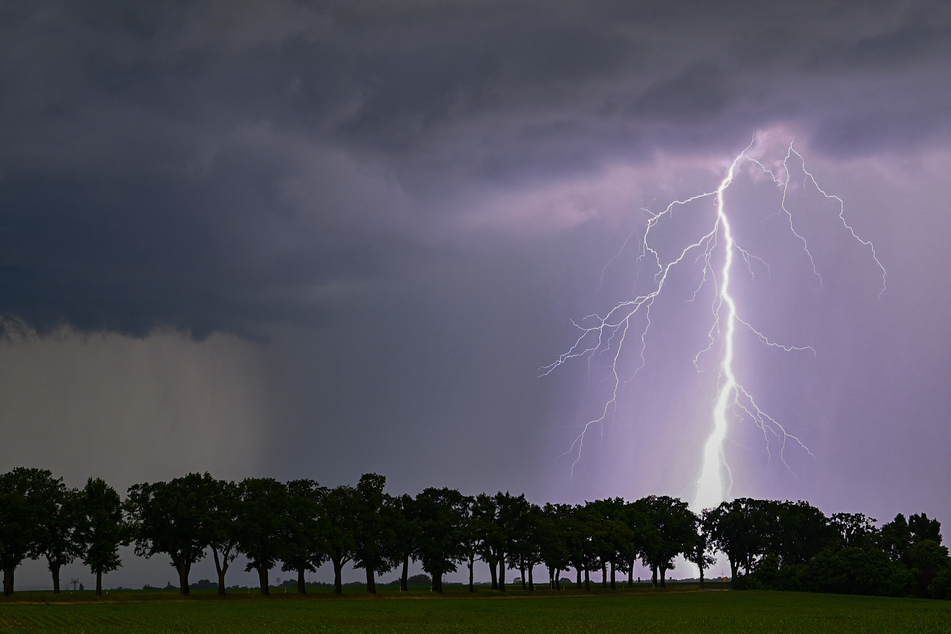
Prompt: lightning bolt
<box><xmin>543</xmin><ymin>134</ymin><xmax>886</xmax><ymax>511</ymax></box>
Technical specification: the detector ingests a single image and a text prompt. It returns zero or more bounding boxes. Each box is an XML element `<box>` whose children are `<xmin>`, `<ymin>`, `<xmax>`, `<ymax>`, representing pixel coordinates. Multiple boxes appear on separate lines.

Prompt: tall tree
<box><xmin>320</xmin><ymin>484</ymin><xmax>358</xmax><ymax>594</ymax></box>
<box><xmin>635</xmin><ymin>495</ymin><xmax>696</xmax><ymax>587</ymax></box>
<box><xmin>458</xmin><ymin>494</ymin><xmax>478</xmax><ymax>592</ymax></box>
<box><xmin>537</xmin><ymin>503</ymin><xmax>571</xmax><ymax>590</ymax></box>
<box><xmin>0</xmin><ymin>467</ymin><xmax>61</xmax><ymax>595</ymax></box>
<box><xmin>235</xmin><ymin>478</ymin><xmax>288</xmax><ymax>595</ymax></box>
<box><xmin>687</xmin><ymin>512</ymin><xmax>716</xmax><ymax>589</ymax></box>
<box><xmin>351</xmin><ymin>473</ymin><xmax>396</xmax><ymax>593</ymax></box>
<box><xmin>279</xmin><ymin>479</ymin><xmax>325</xmax><ymax>595</ymax></box>
<box><xmin>414</xmin><ymin>487</ymin><xmax>469</xmax><ymax>592</ymax></box>
<box><xmin>390</xmin><ymin>493</ymin><xmax>419</xmax><ymax>591</ymax></box>
<box><xmin>35</xmin><ymin>477</ymin><xmax>82</xmax><ymax>594</ymax></box>
<box><xmin>509</xmin><ymin>502</ymin><xmax>544</xmax><ymax>591</ymax></box>
<box><xmin>584</xmin><ymin>498</ymin><xmax>634</xmax><ymax>590</ymax></box>
<box><xmin>471</xmin><ymin>493</ymin><xmax>502</xmax><ymax>589</ymax></box>
<box><xmin>126</xmin><ymin>473</ymin><xmax>216</xmax><ymax>595</ymax></box>
<box><xmin>206</xmin><ymin>478</ymin><xmax>242</xmax><ymax>596</ymax></box>
<box><xmin>77</xmin><ymin>477</ymin><xmax>126</xmax><ymax>596</ymax></box>
<box><xmin>705</xmin><ymin>498</ymin><xmax>772</xmax><ymax>584</ymax></box>
<box><xmin>563</xmin><ymin>504</ymin><xmax>600</xmax><ymax>591</ymax></box>
<box><xmin>494</xmin><ymin>492</ymin><xmax>531</xmax><ymax>592</ymax></box>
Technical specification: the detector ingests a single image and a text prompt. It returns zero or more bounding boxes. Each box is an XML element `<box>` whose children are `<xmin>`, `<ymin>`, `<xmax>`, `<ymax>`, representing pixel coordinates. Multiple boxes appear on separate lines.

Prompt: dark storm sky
<box><xmin>3</xmin><ymin>1</ymin><xmax>951</xmax><ymax>587</ymax></box>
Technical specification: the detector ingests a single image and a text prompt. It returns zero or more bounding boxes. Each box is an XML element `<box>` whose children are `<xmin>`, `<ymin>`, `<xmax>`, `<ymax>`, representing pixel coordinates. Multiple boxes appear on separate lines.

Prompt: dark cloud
<box><xmin>634</xmin><ymin>63</ymin><xmax>731</xmax><ymax>122</ymax></box>
<box><xmin>808</xmin><ymin>4</ymin><xmax>951</xmax><ymax>69</ymax></box>
<box><xmin>2</xmin><ymin>0</ymin><xmax>950</xmax><ymax>338</ymax></box>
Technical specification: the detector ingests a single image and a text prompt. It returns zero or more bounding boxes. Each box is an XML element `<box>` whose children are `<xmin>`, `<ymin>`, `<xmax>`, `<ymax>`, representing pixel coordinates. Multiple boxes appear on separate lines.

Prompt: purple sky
<box><xmin>3</xmin><ymin>1</ymin><xmax>951</xmax><ymax>588</ymax></box>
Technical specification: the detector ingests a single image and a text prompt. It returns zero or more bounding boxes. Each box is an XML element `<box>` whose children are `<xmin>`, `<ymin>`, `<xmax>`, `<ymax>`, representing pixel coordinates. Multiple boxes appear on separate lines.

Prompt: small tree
<box><xmin>77</xmin><ymin>478</ymin><xmax>126</xmax><ymax>596</ymax></box>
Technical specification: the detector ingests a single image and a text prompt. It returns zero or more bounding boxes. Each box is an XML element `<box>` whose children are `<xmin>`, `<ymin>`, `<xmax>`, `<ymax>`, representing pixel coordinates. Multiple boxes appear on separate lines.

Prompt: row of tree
<box><xmin>2</xmin><ymin>467</ymin><xmax>949</xmax><ymax>600</ymax></box>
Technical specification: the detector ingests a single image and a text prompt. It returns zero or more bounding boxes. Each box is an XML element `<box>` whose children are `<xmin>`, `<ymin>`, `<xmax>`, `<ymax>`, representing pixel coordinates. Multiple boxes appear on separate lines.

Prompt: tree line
<box><xmin>2</xmin><ymin>467</ymin><xmax>949</xmax><ymax>600</ymax></box>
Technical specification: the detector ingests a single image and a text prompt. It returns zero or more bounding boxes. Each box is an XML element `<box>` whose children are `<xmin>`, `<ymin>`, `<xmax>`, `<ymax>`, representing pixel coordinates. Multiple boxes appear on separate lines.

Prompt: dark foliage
<box><xmin>1</xmin><ymin>467</ymin><xmax>949</xmax><ymax>600</ymax></box>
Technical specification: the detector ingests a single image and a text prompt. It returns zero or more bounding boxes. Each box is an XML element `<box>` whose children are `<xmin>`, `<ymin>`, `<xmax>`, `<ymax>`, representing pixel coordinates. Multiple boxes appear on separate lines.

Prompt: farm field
<box><xmin>2</xmin><ymin>587</ymin><xmax>951</xmax><ymax>633</ymax></box>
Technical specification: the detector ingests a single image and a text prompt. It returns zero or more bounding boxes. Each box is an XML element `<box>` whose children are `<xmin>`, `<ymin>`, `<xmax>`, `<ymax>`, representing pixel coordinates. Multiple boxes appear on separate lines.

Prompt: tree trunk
<box><xmin>548</xmin><ymin>566</ymin><xmax>555</xmax><ymax>590</ymax></box>
<box><xmin>212</xmin><ymin>548</ymin><xmax>229</xmax><ymax>596</ymax></box>
<box><xmin>365</xmin><ymin>567</ymin><xmax>376</xmax><ymax>593</ymax></box>
<box><xmin>400</xmin><ymin>555</ymin><xmax>409</xmax><ymax>591</ymax></box>
<box><xmin>575</xmin><ymin>567</ymin><xmax>581</xmax><ymax>588</ymax></box>
<box><xmin>651</xmin><ymin>565</ymin><xmax>658</xmax><ymax>587</ymax></box>
<box><xmin>177</xmin><ymin>561</ymin><xmax>191</xmax><ymax>596</ymax></box>
<box><xmin>468</xmin><ymin>555</ymin><xmax>475</xmax><ymax>593</ymax></box>
<box><xmin>699</xmin><ymin>564</ymin><xmax>705</xmax><ymax>590</ymax></box>
<box><xmin>555</xmin><ymin>569</ymin><xmax>562</xmax><ymax>590</ymax></box>
<box><xmin>256</xmin><ymin>565</ymin><xmax>269</xmax><ymax>595</ymax></box>
<box><xmin>659</xmin><ymin>566</ymin><xmax>667</xmax><ymax>588</ymax></box>
<box><xmin>520</xmin><ymin>560</ymin><xmax>527</xmax><ymax>590</ymax></box>
<box><xmin>610</xmin><ymin>558</ymin><xmax>616</xmax><ymax>590</ymax></box>
<box><xmin>298</xmin><ymin>567</ymin><xmax>307</xmax><ymax>594</ymax></box>
<box><xmin>628</xmin><ymin>560</ymin><xmax>634</xmax><ymax>588</ymax></box>
<box><xmin>432</xmin><ymin>572</ymin><xmax>443</xmax><ymax>593</ymax></box>
<box><xmin>584</xmin><ymin>568</ymin><xmax>590</xmax><ymax>592</ymax></box>
<box><xmin>333</xmin><ymin>557</ymin><xmax>344</xmax><ymax>594</ymax></box>
<box><xmin>96</xmin><ymin>571</ymin><xmax>103</xmax><ymax>596</ymax></box>
<box><xmin>488</xmin><ymin>558</ymin><xmax>498</xmax><ymax>590</ymax></box>
<box><xmin>601</xmin><ymin>562</ymin><xmax>607</xmax><ymax>588</ymax></box>
<box><xmin>498</xmin><ymin>551</ymin><xmax>506</xmax><ymax>592</ymax></box>
<box><xmin>50</xmin><ymin>561</ymin><xmax>62</xmax><ymax>594</ymax></box>
<box><xmin>528</xmin><ymin>563</ymin><xmax>534</xmax><ymax>591</ymax></box>
<box><xmin>4</xmin><ymin>568</ymin><xmax>14</xmax><ymax>596</ymax></box>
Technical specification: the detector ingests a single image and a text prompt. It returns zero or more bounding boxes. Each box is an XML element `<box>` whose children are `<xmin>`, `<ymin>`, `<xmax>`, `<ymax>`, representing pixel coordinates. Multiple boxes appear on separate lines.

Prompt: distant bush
<box><xmin>189</xmin><ymin>579</ymin><xmax>218</xmax><ymax>591</ymax></box>
<box><xmin>386</xmin><ymin>573</ymin><xmax>432</xmax><ymax>586</ymax></box>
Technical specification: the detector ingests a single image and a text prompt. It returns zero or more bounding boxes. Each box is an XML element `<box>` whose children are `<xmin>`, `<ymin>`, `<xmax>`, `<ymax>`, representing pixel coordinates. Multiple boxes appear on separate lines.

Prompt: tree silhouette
<box><xmin>127</xmin><ymin>473</ymin><xmax>216</xmax><ymax>595</ymax></box>
<box><xmin>77</xmin><ymin>477</ymin><xmax>126</xmax><ymax>596</ymax></box>
<box><xmin>0</xmin><ymin>468</ymin><xmax>62</xmax><ymax>595</ymax></box>
<box><xmin>414</xmin><ymin>487</ymin><xmax>468</xmax><ymax>593</ymax></box>
<box><xmin>279</xmin><ymin>479</ymin><xmax>325</xmax><ymax>594</ymax></box>
<box><xmin>235</xmin><ymin>478</ymin><xmax>288</xmax><ymax>595</ymax></box>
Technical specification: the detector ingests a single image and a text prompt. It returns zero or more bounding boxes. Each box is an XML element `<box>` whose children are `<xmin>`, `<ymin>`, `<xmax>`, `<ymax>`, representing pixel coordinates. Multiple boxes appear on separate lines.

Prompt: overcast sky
<box><xmin>3</xmin><ymin>0</ymin><xmax>951</xmax><ymax>588</ymax></box>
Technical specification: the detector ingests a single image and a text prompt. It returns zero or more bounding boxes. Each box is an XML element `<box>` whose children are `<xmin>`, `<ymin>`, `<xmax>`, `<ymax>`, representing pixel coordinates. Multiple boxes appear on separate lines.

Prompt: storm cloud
<box><xmin>3</xmin><ymin>0</ymin><xmax>950</xmax><ymax>337</ymax></box>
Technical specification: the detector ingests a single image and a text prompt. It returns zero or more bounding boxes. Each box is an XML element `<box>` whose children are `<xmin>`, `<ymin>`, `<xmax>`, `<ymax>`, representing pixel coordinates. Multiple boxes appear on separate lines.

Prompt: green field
<box><xmin>2</xmin><ymin>587</ymin><xmax>950</xmax><ymax>633</ymax></box>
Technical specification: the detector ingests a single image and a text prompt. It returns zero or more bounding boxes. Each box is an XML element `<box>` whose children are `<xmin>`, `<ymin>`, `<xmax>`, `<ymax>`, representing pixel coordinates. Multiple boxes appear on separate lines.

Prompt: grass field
<box><xmin>2</xmin><ymin>586</ymin><xmax>950</xmax><ymax>633</ymax></box>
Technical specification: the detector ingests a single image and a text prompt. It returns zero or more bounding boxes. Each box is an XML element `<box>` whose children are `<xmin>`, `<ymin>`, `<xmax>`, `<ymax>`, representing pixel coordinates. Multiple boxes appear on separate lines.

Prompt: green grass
<box><xmin>2</xmin><ymin>587</ymin><xmax>951</xmax><ymax>633</ymax></box>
